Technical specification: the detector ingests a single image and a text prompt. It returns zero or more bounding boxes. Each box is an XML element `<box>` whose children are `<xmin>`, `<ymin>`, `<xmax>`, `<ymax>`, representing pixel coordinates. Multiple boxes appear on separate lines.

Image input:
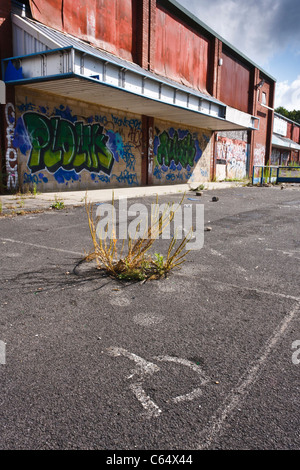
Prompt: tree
<box><xmin>275</xmin><ymin>107</ymin><xmax>300</xmax><ymax>125</ymax></box>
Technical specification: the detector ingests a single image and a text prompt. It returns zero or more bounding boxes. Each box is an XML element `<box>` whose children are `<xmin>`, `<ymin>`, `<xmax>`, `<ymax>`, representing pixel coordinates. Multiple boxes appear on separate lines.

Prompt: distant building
<box><xmin>0</xmin><ymin>0</ymin><xmax>276</xmax><ymax>193</ymax></box>
<box><xmin>271</xmin><ymin>113</ymin><xmax>300</xmax><ymax>166</ymax></box>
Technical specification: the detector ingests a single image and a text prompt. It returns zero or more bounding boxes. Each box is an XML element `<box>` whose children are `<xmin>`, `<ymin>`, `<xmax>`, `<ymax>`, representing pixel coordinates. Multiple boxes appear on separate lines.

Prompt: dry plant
<box><xmin>84</xmin><ymin>193</ymin><xmax>192</xmax><ymax>281</ymax></box>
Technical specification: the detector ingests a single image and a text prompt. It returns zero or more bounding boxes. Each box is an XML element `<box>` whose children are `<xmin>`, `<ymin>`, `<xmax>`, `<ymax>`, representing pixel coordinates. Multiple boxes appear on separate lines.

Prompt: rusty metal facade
<box><xmin>29</xmin><ymin>0</ymin><xmax>137</xmax><ymax>62</ymax></box>
<box><xmin>219</xmin><ymin>50</ymin><xmax>251</xmax><ymax>114</ymax></box>
<box><xmin>154</xmin><ymin>5</ymin><xmax>209</xmax><ymax>92</ymax></box>
<box><xmin>0</xmin><ymin>0</ymin><xmax>279</xmax><ymax>192</ymax></box>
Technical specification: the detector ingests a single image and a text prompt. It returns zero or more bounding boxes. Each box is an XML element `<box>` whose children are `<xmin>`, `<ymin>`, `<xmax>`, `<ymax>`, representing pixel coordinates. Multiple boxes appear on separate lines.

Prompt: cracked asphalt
<box><xmin>0</xmin><ymin>185</ymin><xmax>299</xmax><ymax>450</ymax></box>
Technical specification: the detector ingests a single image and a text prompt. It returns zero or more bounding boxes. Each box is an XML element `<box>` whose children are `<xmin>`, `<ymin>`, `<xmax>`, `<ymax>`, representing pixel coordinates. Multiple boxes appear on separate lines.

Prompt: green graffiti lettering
<box><xmin>23</xmin><ymin>112</ymin><xmax>114</xmax><ymax>175</ymax></box>
<box><xmin>92</xmin><ymin>124</ymin><xmax>113</xmax><ymax>172</ymax></box>
<box><xmin>23</xmin><ymin>113</ymin><xmax>51</xmax><ymax>171</ymax></box>
<box><xmin>156</xmin><ymin>130</ymin><xmax>196</xmax><ymax>168</ymax></box>
<box><xmin>57</xmin><ymin>119</ymin><xmax>76</xmax><ymax>167</ymax></box>
<box><xmin>43</xmin><ymin>117</ymin><xmax>62</xmax><ymax>170</ymax></box>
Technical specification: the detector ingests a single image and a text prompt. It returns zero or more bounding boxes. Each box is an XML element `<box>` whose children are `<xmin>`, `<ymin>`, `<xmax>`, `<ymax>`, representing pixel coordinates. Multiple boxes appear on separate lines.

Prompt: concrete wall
<box><xmin>14</xmin><ymin>88</ymin><xmax>143</xmax><ymax>192</ymax></box>
<box><xmin>152</xmin><ymin>119</ymin><xmax>212</xmax><ymax>185</ymax></box>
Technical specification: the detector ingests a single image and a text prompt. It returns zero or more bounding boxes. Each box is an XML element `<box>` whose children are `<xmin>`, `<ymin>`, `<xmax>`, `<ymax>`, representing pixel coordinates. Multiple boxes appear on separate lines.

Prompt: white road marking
<box><xmin>203</xmin><ymin>278</ymin><xmax>300</xmax><ymax>302</ymax></box>
<box><xmin>154</xmin><ymin>356</ymin><xmax>209</xmax><ymax>404</ymax></box>
<box><xmin>107</xmin><ymin>347</ymin><xmax>161</xmax><ymax>419</ymax></box>
<box><xmin>107</xmin><ymin>347</ymin><xmax>160</xmax><ymax>379</ymax></box>
<box><xmin>133</xmin><ymin>313</ymin><xmax>164</xmax><ymax>326</ymax></box>
<box><xmin>107</xmin><ymin>348</ymin><xmax>210</xmax><ymax>418</ymax></box>
<box><xmin>265</xmin><ymin>247</ymin><xmax>300</xmax><ymax>261</ymax></box>
<box><xmin>0</xmin><ymin>237</ymin><xmax>82</xmax><ymax>256</ymax></box>
<box><xmin>129</xmin><ymin>382</ymin><xmax>162</xmax><ymax>418</ymax></box>
<box><xmin>210</xmin><ymin>248</ymin><xmax>247</xmax><ymax>273</ymax></box>
<box><xmin>197</xmin><ymin>302</ymin><xmax>300</xmax><ymax>450</ymax></box>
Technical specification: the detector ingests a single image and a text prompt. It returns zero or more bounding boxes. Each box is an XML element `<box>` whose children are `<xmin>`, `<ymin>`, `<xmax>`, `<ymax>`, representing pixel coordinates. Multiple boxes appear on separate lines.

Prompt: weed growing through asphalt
<box><xmin>84</xmin><ymin>194</ymin><xmax>192</xmax><ymax>281</ymax></box>
<box><xmin>51</xmin><ymin>195</ymin><xmax>65</xmax><ymax>210</ymax></box>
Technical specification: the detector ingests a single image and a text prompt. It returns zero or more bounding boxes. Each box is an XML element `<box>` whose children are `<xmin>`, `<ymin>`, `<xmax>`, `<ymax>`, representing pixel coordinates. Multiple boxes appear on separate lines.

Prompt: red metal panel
<box><xmin>219</xmin><ymin>51</ymin><xmax>250</xmax><ymax>113</ymax></box>
<box><xmin>154</xmin><ymin>6</ymin><xmax>209</xmax><ymax>92</ymax></box>
<box><xmin>29</xmin><ymin>0</ymin><xmax>63</xmax><ymax>31</ymax></box>
<box><xmin>286</xmin><ymin>122</ymin><xmax>292</xmax><ymax>140</ymax></box>
<box><xmin>292</xmin><ymin>125</ymin><xmax>300</xmax><ymax>143</ymax></box>
<box><xmin>29</xmin><ymin>0</ymin><xmax>136</xmax><ymax>62</ymax></box>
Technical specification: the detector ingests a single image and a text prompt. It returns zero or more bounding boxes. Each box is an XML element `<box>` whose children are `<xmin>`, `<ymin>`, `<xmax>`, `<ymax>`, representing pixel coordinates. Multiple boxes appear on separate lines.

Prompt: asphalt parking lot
<box><xmin>0</xmin><ymin>185</ymin><xmax>299</xmax><ymax>450</ymax></box>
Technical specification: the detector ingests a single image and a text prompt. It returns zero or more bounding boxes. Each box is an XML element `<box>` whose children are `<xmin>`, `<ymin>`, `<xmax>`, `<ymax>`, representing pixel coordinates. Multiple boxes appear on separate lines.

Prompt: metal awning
<box><xmin>272</xmin><ymin>134</ymin><xmax>300</xmax><ymax>151</ymax></box>
<box><xmin>3</xmin><ymin>13</ymin><xmax>259</xmax><ymax>132</ymax></box>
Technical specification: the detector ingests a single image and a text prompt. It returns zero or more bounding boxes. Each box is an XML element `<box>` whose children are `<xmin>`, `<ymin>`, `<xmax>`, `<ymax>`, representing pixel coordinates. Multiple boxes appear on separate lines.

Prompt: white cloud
<box><xmin>177</xmin><ymin>0</ymin><xmax>300</xmax><ymax>110</ymax></box>
<box><xmin>275</xmin><ymin>77</ymin><xmax>300</xmax><ymax>110</ymax></box>
<box><xmin>177</xmin><ymin>0</ymin><xmax>300</xmax><ymax>69</ymax></box>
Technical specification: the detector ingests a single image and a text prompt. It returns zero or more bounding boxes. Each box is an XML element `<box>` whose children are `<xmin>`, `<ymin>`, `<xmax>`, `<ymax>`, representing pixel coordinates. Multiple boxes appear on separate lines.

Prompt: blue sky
<box><xmin>177</xmin><ymin>0</ymin><xmax>300</xmax><ymax>111</ymax></box>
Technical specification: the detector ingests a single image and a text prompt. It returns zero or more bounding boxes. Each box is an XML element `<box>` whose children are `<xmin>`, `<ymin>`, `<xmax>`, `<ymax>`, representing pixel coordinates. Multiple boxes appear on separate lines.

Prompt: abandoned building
<box><xmin>0</xmin><ymin>0</ymin><xmax>280</xmax><ymax>193</ymax></box>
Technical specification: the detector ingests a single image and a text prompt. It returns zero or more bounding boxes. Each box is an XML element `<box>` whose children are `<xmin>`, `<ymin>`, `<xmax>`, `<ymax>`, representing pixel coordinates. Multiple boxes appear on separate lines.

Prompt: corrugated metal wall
<box><xmin>154</xmin><ymin>5</ymin><xmax>210</xmax><ymax>92</ymax></box>
<box><xmin>292</xmin><ymin>125</ymin><xmax>300</xmax><ymax>143</ymax></box>
<box><xmin>219</xmin><ymin>50</ymin><xmax>250</xmax><ymax>114</ymax></box>
<box><xmin>29</xmin><ymin>0</ymin><xmax>137</xmax><ymax>62</ymax></box>
<box><xmin>13</xmin><ymin>24</ymin><xmax>50</xmax><ymax>56</ymax></box>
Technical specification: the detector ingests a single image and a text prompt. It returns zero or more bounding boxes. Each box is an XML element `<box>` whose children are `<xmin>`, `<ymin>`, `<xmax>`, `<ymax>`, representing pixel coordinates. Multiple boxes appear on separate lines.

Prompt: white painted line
<box><xmin>107</xmin><ymin>347</ymin><xmax>160</xmax><ymax>378</ymax></box>
<box><xmin>107</xmin><ymin>348</ymin><xmax>211</xmax><ymax>417</ymax></box>
<box><xmin>203</xmin><ymin>278</ymin><xmax>300</xmax><ymax>302</ymax></box>
<box><xmin>0</xmin><ymin>237</ymin><xmax>83</xmax><ymax>256</ymax></box>
<box><xmin>197</xmin><ymin>302</ymin><xmax>300</xmax><ymax>450</ymax></box>
<box><xmin>155</xmin><ymin>355</ymin><xmax>209</xmax><ymax>404</ymax></box>
<box><xmin>210</xmin><ymin>248</ymin><xmax>247</xmax><ymax>273</ymax></box>
<box><xmin>129</xmin><ymin>382</ymin><xmax>162</xmax><ymax>419</ymax></box>
<box><xmin>265</xmin><ymin>247</ymin><xmax>300</xmax><ymax>261</ymax></box>
<box><xmin>107</xmin><ymin>347</ymin><xmax>161</xmax><ymax>419</ymax></box>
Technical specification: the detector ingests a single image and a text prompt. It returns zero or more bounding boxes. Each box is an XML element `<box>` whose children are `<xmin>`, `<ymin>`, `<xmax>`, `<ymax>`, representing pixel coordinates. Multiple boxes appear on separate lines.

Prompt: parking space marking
<box><xmin>0</xmin><ymin>237</ymin><xmax>82</xmax><ymax>256</ymax></box>
<box><xmin>210</xmin><ymin>248</ymin><xmax>247</xmax><ymax>273</ymax></box>
<box><xmin>201</xmin><ymin>278</ymin><xmax>300</xmax><ymax>302</ymax></box>
<box><xmin>107</xmin><ymin>347</ymin><xmax>210</xmax><ymax>419</ymax></box>
<box><xmin>197</xmin><ymin>301</ymin><xmax>300</xmax><ymax>450</ymax></box>
<box><xmin>154</xmin><ymin>355</ymin><xmax>209</xmax><ymax>404</ymax></box>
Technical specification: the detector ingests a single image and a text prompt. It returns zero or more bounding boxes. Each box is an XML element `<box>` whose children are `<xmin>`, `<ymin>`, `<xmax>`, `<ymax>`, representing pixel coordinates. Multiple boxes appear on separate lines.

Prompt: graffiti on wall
<box><xmin>271</xmin><ymin>148</ymin><xmax>289</xmax><ymax>166</ymax></box>
<box><xmin>153</xmin><ymin>127</ymin><xmax>207</xmax><ymax>182</ymax></box>
<box><xmin>253</xmin><ymin>144</ymin><xmax>265</xmax><ymax>167</ymax></box>
<box><xmin>13</xmin><ymin>103</ymin><xmax>141</xmax><ymax>187</ymax></box>
<box><xmin>22</xmin><ymin>113</ymin><xmax>114</xmax><ymax>175</ymax></box>
<box><xmin>216</xmin><ymin>137</ymin><xmax>247</xmax><ymax>179</ymax></box>
<box><xmin>5</xmin><ymin>103</ymin><xmax>18</xmax><ymax>190</ymax></box>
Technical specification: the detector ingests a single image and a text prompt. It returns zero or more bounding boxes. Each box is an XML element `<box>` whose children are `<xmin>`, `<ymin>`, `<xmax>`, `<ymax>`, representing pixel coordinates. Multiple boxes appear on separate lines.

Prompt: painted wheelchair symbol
<box><xmin>107</xmin><ymin>347</ymin><xmax>210</xmax><ymax>419</ymax></box>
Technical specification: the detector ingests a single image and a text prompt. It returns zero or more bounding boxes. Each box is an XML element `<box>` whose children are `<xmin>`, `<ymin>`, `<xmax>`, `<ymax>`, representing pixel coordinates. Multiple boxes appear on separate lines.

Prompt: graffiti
<box><xmin>154</xmin><ymin>128</ymin><xmax>202</xmax><ymax>170</ymax></box>
<box><xmin>91</xmin><ymin>173</ymin><xmax>111</xmax><ymax>184</ymax></box>
<box><xmin>13</xmin><ymin>100</ymin><xmax>142</xmax><ymax>189</ymax></box>
<box><xmin>87</xmin><ymin>114</ymin><xmax>108</xmax><ymax>126</ymax></box>
<box><xmin>112</xmin><ymin>170</ymin><xmax>139</xmax><ymax>186</ymax></box>
<box><xmin>148</xmin><ymin>127</ymin><xmax>154</xmax><ymax>183</ymax></box>
<box><xmin>216</xmin><ymin>137</ymin><xmax>247</xmax><ymax>179</ymax></box>
<box><xmin>128</xmin><ymin>127</ymin><xmax>142</xmax><ymax>150</ymax></box>
<box><xmin>23</xmin><ymin>172</ymin><xmax>48</xmax><ymax>184</ymax></box>
<box><xmin>5</xmin><ymin>103</ymin><xmax>18</xmax><ymax>190</ymax></box>
<box><xmin>54</xmin><ymin>168</ymin><xmax>80</xmax><ymax>184</ymax></box>
<box><xmin>253</xmin><ymin>144</ymin><xmax>265</xmax><ymax>167</ymax></box>
<box><xmin>111</xmin><ymin>114</ymin><xmax>141</xmax><ymax>130</ymax></box>
<box><xmin>22</xmin><ymin>112</ymin><xmax>115</xmax><ymax>175</ymax></box>
<box><xmin>122</xmin><ymin>143</ymin><xmax>136</xmax><ymax>171</ymax></box>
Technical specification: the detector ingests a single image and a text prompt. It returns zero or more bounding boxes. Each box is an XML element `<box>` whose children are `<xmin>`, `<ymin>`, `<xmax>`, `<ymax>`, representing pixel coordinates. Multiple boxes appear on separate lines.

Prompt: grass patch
<box><xmin>51</xmin><ymin>195</ymin><xmax>65</xmax><ymax>210</ymax></box>
<box><xmin>84</xmin><ymin>194</ymin><xmax>192</xmax><ymax>282</ymax></box>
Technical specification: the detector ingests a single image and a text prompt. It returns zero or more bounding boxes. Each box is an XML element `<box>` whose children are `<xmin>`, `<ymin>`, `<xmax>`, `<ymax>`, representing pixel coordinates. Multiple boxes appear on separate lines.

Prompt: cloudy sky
<box><xmin>177</xmin><ymin>0</ymin><xmax>300</xmax><ymax>111</ymax></box>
